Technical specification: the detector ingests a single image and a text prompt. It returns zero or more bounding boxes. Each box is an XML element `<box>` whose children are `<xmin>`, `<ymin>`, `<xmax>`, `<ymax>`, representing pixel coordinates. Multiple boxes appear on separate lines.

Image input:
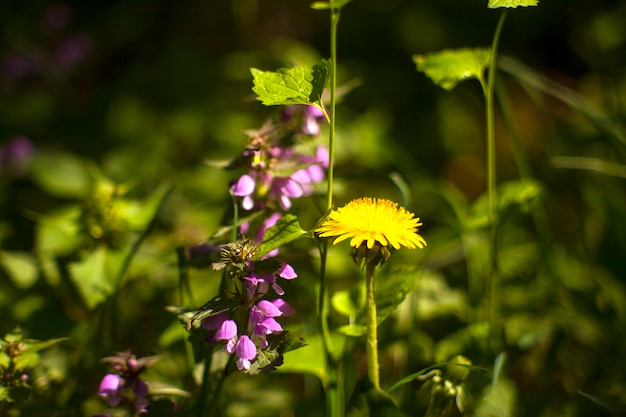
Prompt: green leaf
<box><xmin>68</xmin><ymin>247</ymin><xmax>125</xmax><ymax>309</ymax></box>
<box><xmin>311</xmin><ymin>0</ymin><xmax>352</xmax><ymax>10</ymax></box>
<box><xmin>369</xmin><ymin>269</ymin><xmax>418</xmax><ymax>325</ymax></box>
<box><xmin>332</xmin><ymin>284</ymin><xmax>365</xmax><ymax>318</ymax></box>
<box><xmin>181</xmin><ymin>296</ymin><xmax>239</xmax><ymax>331</ymax></box>
<box><xmin>22</xmin><ymin>337</ymin><xmax>68</xmax><ymax>353</ymax></box>
<box><xmin>348</xmin><ymin>379</ymin><xmax>410</xmax><ymax>417</ymax></box>
<box><xmin>474</xmin><ymin>378</ymin><xmax>517</xmax><ymax>417</ymax></box>
<box><xmin>279</xmin><ymin>332</ymin><xmax>326</xmax><ymax>378</ymax></box>
<box><xmin>468</xmin><ymin>179</ymin><xmax>543</xmax><ymax>229</ymax></box>
<box><xmin>257</xmin><ymin>214</ymin><xmax>307</xmax><ymax>258</ymax></box>
<box><xmin>336</xmin><ymin>324</ymin><xmax>367</xmax><ymax>337</ymax></box>
<box><xmin>488</xmin><ymin>0</ymin><xmax>538</xmax><ymax>8</ymax></box>
<box><xmin>414</xmin><ymin>48</ymin><xmax>491</xmax><ymax>90</ymax></box>
<box><xmin>251</xmin><ymin>60</ymin><xmax>330</xmax><ymax>106</ymax></box>
<box><xmin>33</xmin><ymin>205</ymin><xmax>84</xmax><ymax>256</ymax></box>
<box><xmin>29</xmin><ymin>151</ymin><xmax>91</xmax><ymax>198</ymax></box>
<box><xmin>0</xmin><ymin>251</ymin><xmax>39</xmax><ymax>289</ymax></box>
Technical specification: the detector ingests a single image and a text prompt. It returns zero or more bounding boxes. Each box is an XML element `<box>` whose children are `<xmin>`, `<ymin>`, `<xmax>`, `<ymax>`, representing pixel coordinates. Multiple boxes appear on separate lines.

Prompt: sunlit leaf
<box><xmin>279</xmin><ymin>332</ymin><xmax>326</xmax><ymax>378</ymax></box>
<box><xmin>33</xmin><ymin>206</ymin><xmax>83</xmax><ymax>256</ymax></box>
<box><xmin>310</xmin><ymin>0</ymin><xmax>352</xmax><ymax>10</ymax></box>
<box><xmin>251</xmin><ymin>60</ymin><xmax>330</xmax><ymax>106</ymax></box>
<box><xmin>332</xmin><ymin>284</ymin><xmax>365</xmax><ymax>318</ymax></box>
<box><xmin>29</xmin><ymin>151</ymin><xmax>91</xmax><ymax>198</ymax></box>
<box><xmin>257</xmin><ymin>214</ymin><xmax>307</xmax><ymax>258</ymax></box>
<box><xmin>369</xmin><ymin>269</ymin><xmax>418</xmax><ymax>325</ymax></box>
<box><xmin>488</xmin><ymin>0</ymin><xmax>538</xmax><ymax>8</ymax></box>
<box><xmin>414</xmin><ymin>48</ymin><xmax>490</xmax><ymax>90</ymax></box>
<box><xmin>68</xmin><ymin>247</ymin><xmax>125</xmax><ymax>309</ymax></box>
<box><xmin>336</xmin><ymin>324</ymin><xmax>367</xmax><ymax>337</ymax></box>
<box><xmin>0</xmin><ymin>251</ymin><xmax>38</xmax><ymax>289</ymax></box>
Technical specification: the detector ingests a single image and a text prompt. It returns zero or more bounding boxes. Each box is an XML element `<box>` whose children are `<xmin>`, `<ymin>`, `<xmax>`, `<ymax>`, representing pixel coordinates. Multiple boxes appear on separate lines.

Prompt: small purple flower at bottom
<box><xmin>235</xmin><ymin>335</ymin><xmax>257</xmax><ymax>371</ymax></box>
<box><xmin>98</xmin><ymin>374</ymin><xmax>122</xmax><ymax>407</ymax></box>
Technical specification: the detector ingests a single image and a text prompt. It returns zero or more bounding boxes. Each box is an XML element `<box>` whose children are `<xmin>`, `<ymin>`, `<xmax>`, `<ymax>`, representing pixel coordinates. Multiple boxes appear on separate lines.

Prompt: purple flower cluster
<box><xmin>204</xmin><ymin>298</ymin><xmax>294</xmax><ymax>371</ymax></box>
<box><xmin>203</xmin><ymin>241</ymin><xmax>298</xmax><ymax>372</ymax></box>
<box><xmin>96</xmin><ymin>352</ymin><xmax>158</xmax><ymax>415</ymax></box>
<box><xmin>229</xmin><ymin>105</ymin><xmax>328</xmax><ymax>213</ymax></box>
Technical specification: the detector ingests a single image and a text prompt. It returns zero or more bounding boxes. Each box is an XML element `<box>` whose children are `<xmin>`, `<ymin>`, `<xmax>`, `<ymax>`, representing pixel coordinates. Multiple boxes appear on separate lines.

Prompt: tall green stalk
<box><xmin>365</xmin><ymin>261</ymin><xmax>380</xmax><ymax>389</ymax></box>
<box><xmin>480</xmin><ymin>10</ymin><xmax>507</xmax><ymax>354</ymax></box>
<box><xmin>317</xmin><ymin>3</ymin><xmax>342</xmax><ymax>416</ymax></box>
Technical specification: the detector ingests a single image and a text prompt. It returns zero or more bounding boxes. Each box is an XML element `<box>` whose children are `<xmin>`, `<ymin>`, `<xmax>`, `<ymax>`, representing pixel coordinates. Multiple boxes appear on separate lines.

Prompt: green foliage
<box><xmin>251</xmin><ymin>60</ymin><xmax>331</xmax><ymax>107</ymax></box>
<box><xmin>335</xmin><ymin>270</ymin><xmax>418</xmax><ymax>337</ymax></box>
<box><xmin>311</xmin><ymin>0</ymin><xmax>353</xmax><ymax>10</ymax></box>
<box><xmin>488</xmin><ymin>0</ymin><xmax>539</xmax><ymax>8</ymax></box>
<box><xmin>413</xmin><ymin>48</ymin><xmax>491</xmax><ymax>90</ymax></box>
<box><xmin>257</xmin><ymin>214</ymin><xmax>307</xmax><ymax>259</ymax></box>
<box><xmin>68</xmin><ymin>247</ymin><xmax>124</xmax><ymax>309</ymax></box>
<box><xmin>0</xmin><ymin>251</ymin><xmax>38</xmax><ymax>289</ymax></box>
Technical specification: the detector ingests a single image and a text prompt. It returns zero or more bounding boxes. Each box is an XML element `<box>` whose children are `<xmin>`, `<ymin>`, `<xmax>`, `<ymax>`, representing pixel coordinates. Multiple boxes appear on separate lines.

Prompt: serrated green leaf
<box><xmin>251</xmin><ymin>60</ymin><xmax>330</xmax><ymax>106</ymax></box>
<box><xmin>257</xmin><ymin>214</ymin><xmax>307</xmax><ymax>258</ymax></box>
<box><xmin>0</xmin><ymin>251</ymin><xmax>38</xmax><ymax>289</ymax></box>
<box><xmin>311</xmin><ymin>60</ymin><xmax>331</xmax><ymax>103</ymax></box>
<box><xmin>488</xmin><ymin>0</ymin><xmax>538</xmax><ymax>8</ymax></box>
<box><xmin>414</xmin><ymin>48</ymin><xmax>491</xmax><ymax>90</ymax></box>
<box><xmin>68</xmin><ymin>247</ymin><xmax>124</xmax><ymax>309</ymax></box>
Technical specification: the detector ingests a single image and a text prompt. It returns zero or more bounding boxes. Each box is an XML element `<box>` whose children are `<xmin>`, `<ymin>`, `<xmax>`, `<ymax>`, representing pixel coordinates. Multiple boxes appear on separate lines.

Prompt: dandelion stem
<box><xmin>365</xmin><ymin>261</ymin><xmax>380</xmax><ymax>389</ymax></box>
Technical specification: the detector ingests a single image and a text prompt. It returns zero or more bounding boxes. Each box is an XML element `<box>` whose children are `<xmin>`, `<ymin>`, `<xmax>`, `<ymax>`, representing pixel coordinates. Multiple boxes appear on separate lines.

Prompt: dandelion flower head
<box><xmin>316</xmin><ymin>197</ymin><xmax>427</xmax><ymax>250</ymax></box>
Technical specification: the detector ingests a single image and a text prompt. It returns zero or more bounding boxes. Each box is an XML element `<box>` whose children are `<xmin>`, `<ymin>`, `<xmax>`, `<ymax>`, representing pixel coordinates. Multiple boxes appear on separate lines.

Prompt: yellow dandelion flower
<box><xmin>316</xmin><ymin>197</ymin><xmax>427</xmax><ymax>250</ymax></box>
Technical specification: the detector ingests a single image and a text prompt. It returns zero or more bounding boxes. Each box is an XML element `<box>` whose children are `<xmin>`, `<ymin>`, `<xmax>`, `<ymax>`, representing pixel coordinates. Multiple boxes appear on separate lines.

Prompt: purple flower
<box><xmin>97</xmin><ymin>352</ymin><xmax>158</xmax><ymax>414</ymax></box>
<box><xmin>230</xmin><ymin>174</ymin><xmax>256</xmax><ymax>210</ymax></box>
<box><xmin>235</xmin><ymin>335</ymin><xmax>257</xmax><ymax>371</ymax></box>
<box><xmin>278</xmin><ymin>262</ymin><xmax>297</xmax><ymax>280</ymax></box>
<box><xmin>302</xmin><ymin>105</ymin><xmax>325</xmax><ymax>136</ymax></box>
<box><xmin>98</xmin><ymin>374</ymin><xmax>122</xmax><ymax>407</ymax></box>
<box><xmin>133</xmin><ymin>379</ymin><xmax>150</xmax><ymax>414</ymax></box>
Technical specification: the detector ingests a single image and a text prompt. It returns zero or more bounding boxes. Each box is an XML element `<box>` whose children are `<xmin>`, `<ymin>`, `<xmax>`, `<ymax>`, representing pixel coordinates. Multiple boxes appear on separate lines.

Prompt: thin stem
<box><xmin>485</xmin><ymin>11</ymin><xmax>506</xmax><ymax>225</ymax></box>
<box><xmin>326</xmin><ymin>6</ymin><xmax>339</xmax><ymax>212</ymax></box>
<box><xmin>365</xmin><ymin>261</ymin><xmax>379</xmax><ymax>389</ymax></box>
<box><xmin>483</xmin><ymin>10</ymin><xmax>507</xmax><ymax>355</ymax></box>
<box><xmin>315</xmin><ymin>4</ymin><xmax>342</xmax><ymax>417</ymax></box>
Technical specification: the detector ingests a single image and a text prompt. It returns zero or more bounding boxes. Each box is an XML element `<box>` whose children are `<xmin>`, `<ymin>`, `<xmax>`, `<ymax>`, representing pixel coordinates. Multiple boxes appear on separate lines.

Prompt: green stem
<box><xmin>483</xmin><ymin>10</ymin><xmax>507</xmax><ymax>354</ymax></box>
<box><xmin>365</xmin><ymin>261</ymin><xmax>379</xmax><ymax>389</ymax></box>
<box><xmin>315</xmin><ymin>4</ymin><xmax>343</xmax><ymax>417</ymax></box>
<box><xmin>318</xmin><ymin>240</ymin><xmax>341</xmax><ymax>417</ymax></box>
<box><xmin>326</xmin><ymin>5</ymin><xmax>340</xmax><ymax>212</ymax></box>
<box><xmin>485</xmin><ymin>11</ymin><xmax>506</xmax><ymax>225</ymax></box>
